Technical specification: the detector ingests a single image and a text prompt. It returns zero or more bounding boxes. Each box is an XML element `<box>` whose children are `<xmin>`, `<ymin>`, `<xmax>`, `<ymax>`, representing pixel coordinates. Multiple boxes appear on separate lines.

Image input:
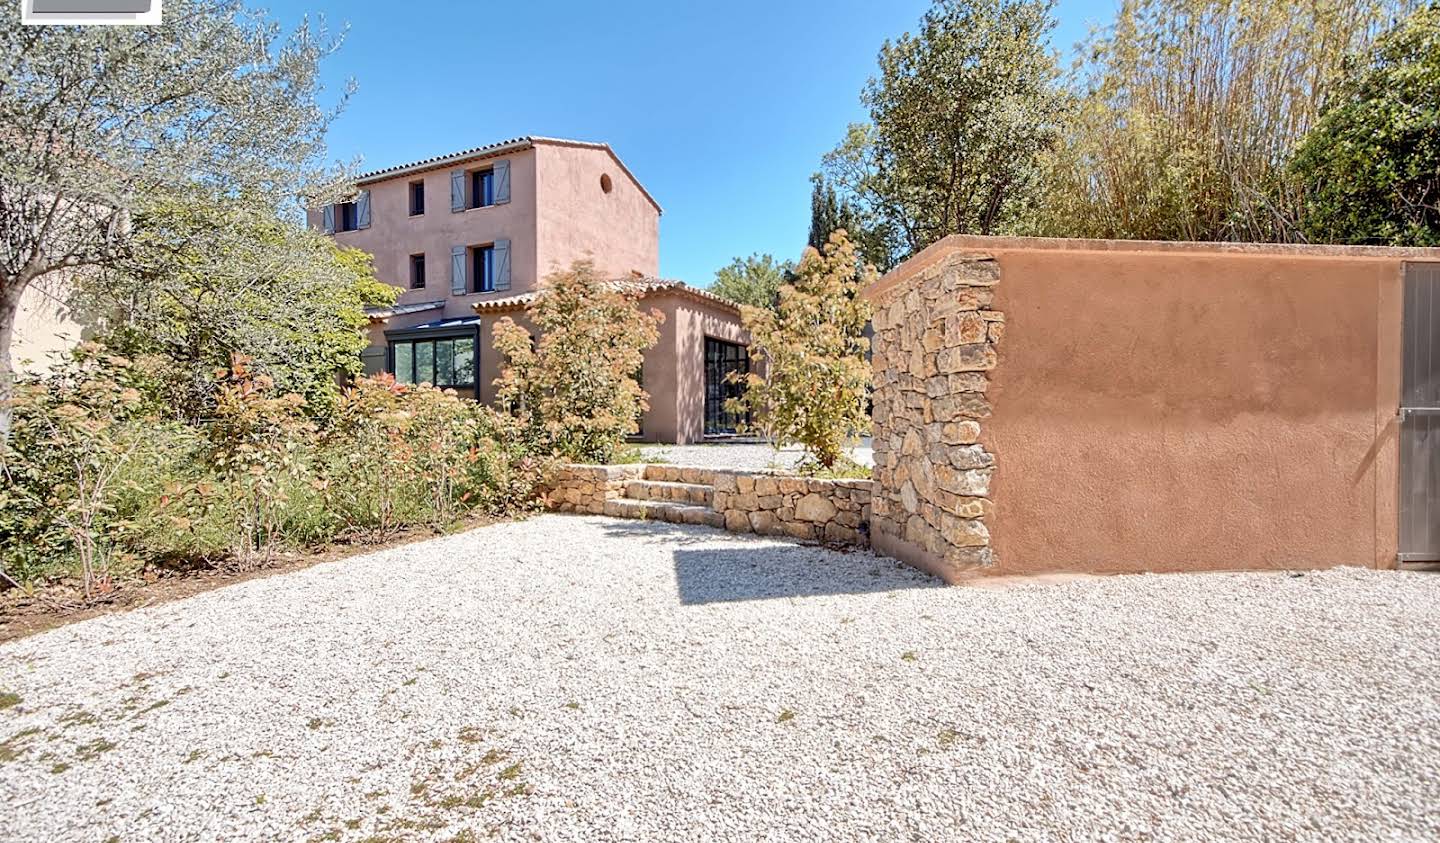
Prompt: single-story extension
<box><xmin>865</xmin><ymin>235</ymin><xmax>1440</xmax><ymax>579</ymax></box>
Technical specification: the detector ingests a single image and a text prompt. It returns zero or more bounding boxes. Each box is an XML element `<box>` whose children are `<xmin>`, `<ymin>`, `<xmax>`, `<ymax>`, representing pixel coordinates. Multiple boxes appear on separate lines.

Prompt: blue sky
<box><xmin>264</xmin><ymin>0</ymin><xmax>1116</xmax><ymax>285</ymax></box>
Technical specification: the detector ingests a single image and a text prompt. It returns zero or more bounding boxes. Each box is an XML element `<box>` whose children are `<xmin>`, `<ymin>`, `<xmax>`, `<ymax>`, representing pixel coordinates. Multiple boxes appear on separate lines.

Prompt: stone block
<box><xmin>935</xmin><ymin>465</ymin><xmax>991</xmax><ymax>497</ymax></box>
<box><xmin>754</xmin><ymin>476</ymin><xmax>780</xmax><ymax>497</ymax></box>
<box><xmin>777</xmin><ymin>477</ymin><xmax>806</xmax><ymax>495</ymax></box>
<box><xmin>931</xmin><ymin>394</ymin><xmax>992</xmax><ymax>421</ymax></box>
<box><xmin>900</xmin><ymin>480</ymin><xmax>919</xmax><ymax>514</ymax></box>
<box><xmin>946</xmin><ymin>312</ymin><xmax>988</xmax><ymax>345</ymax></box>
<box><xmin>795</xmin><ymin>493</ymin><xmax>839</xmax><ymax>523</ymax></box>
<box><xmin>724</xmin><ymin>509</ymin><xmax>752</xmax><ymax>532</ymax></box>
<box><xmin>948</xmin><ymin>372</ymin><xmax>989</xmax><ymax>394</ymax></box>
<box><xmin>948</xmin><ymin>445</ymin><xmax>995</xmax><ymax>470</ymax></box>
<box><xmin>941</xmin><ymin>515</ymin><xmax>990</xmax><ymax>547</ymax></box>
<box><xmin>823</xmin><ymin>523</ymin><xmax>863</xmax><ymax>546</ymax></box>
<box><xmin>784</xmin><ymin>521</ymin><xmax>817</xmax><ymax>541</ymax></box>
<box><xmin>941</xmin><ymin>421</ymin><xmax>982</xmax><ymax>445</ymax></box>
<box><xmin>936</xmin><ymin>344</ymin><xmax>997</xmax><ymax>374</ymax></box>
<box><xmin>946</xmin><ymin>546</ymin><xmax>995</xmax><ymax>568</ymax></box>
<box><xmin>749</xmin><ymin>510</ymin><xmax>777</xmax><ymax>534</ymax></box>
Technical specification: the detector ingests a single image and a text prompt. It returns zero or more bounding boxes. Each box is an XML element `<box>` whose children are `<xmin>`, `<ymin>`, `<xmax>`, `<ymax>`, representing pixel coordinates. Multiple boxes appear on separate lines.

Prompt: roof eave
<box><xmin>354</xmin><ymin>137</ymin><xmax>536</xmax><ymax>186</ymax></box>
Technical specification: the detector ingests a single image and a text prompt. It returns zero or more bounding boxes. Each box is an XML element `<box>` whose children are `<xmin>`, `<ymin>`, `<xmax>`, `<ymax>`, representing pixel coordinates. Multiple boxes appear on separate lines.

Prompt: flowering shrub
<box><xmin>0</xmin><ymin>345</ymin><xmax>177</xmax><ymax>596</ymax></box>
<box><xmin>1</xmin><ymin>353</ymin><xmax>548</xmax><ymax>597</ymax></box>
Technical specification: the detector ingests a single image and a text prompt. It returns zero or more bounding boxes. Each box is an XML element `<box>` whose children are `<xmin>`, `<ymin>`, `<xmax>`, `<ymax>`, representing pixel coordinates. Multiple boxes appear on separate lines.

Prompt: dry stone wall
<box><xmin>543</xmin><ymin>464</ymin><xmax>644</xmax><ymax>514</ymax></box>
<box><xmin>868</xmin><ymin>251</ymin><xmax>1003</xmax><ymax>579</ymax></box>
<box><xmin>712</xmin><ymin>472</ymin><xmax>871</xmax><ymax>546</ymax></box>
<box><xmin>544</xmin><ymin>464</ymin><xmax>872</xmax><ymax>548</ymax></box>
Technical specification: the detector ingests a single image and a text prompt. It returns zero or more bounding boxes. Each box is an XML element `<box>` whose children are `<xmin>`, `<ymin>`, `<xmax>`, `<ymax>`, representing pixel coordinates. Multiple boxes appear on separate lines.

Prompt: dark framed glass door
<box><xmin>704</xmin><ymin>337</ymin><xmax>750</xmax><ymax>435</ymax></box>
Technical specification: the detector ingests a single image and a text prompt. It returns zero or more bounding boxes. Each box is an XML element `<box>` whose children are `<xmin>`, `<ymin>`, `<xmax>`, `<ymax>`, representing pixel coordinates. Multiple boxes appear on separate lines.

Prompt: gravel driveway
<box><xmin>2</xmin><ymin>516</ymin><xmax>1437</xmax><ymax>841</ymax></box>
<box><xmin>639</xmin><ymin>437</ymin><xmax>874</xmax><ymax>471</ymax></box>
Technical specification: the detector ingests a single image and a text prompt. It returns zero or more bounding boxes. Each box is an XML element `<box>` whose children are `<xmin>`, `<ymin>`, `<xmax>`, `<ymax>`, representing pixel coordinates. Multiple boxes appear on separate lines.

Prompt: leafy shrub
<box><xmin>320</xmin><ymin>375</ymin><xmax>550</xmax><ymax>541</ymax></box>
<box><xmin>201</xmin><ymin>356</ymin><xmax>319</xmax><ymax>569</ymax></box>
<box><xmin>0</xmin><ymin>345</ymin><xmax>179</xmax><ymax>596</ymax></box>
<box><xmin>493</xmin><ymin>261</ymin><xmax>661</xmax><ymax>464</ymax></box>
<box><xmin>1</xmin><ymin>353</ymin><xmax>548</xmax><ymax>596</ymax></box>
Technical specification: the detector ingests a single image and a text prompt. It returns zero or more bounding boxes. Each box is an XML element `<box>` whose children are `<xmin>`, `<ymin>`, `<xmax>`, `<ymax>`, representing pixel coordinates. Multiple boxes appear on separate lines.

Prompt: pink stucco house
<box><xmin>310</xmin><ymin>136</ymin><xmax>750</xmax><ymax>444</ymax></box>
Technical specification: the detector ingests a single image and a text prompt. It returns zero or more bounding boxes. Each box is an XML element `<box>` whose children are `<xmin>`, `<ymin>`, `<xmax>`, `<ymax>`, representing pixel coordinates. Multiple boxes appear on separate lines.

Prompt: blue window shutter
<box><xmin>493</xmin><ymin>160</ymin><xmax>511</xmax><ymax>205</ymax></box>
<box><xmin>451</xmin><ymin>246</ymin><xmax>467</xmax><ymax>295</ymax></box>
<box><xmin>322</xmin><ymin>204</ymin><xmax>335</xmax><ymax>234</ymax></box>
<box><xmin>494</xmin><ymin>239</ymin><xmax>511</xmax><ymax>291</ymax></box>
<box><xmin>356</xmin><ymin>190</ymin><xmax>371</xmax><ymax>229</ymax></box>
<box><xmin>450</xmin><ymin>169</ymin><xmax>465</xmax><ymax>212</ymax></box>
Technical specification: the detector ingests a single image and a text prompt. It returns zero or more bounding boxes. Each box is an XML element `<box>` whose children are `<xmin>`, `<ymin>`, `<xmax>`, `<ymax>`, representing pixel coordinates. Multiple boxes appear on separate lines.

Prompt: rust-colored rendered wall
<box><xmin>874</xmin><ymin>237</ymin><xmax>1440</xmax><ymax>575</ymax></box>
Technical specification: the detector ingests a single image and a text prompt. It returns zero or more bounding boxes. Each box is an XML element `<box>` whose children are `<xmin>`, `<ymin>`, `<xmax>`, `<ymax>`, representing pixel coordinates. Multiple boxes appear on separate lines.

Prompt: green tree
<box><xmin>709</xmin><ymin>254</ymin><xmax>795</xmax><ymax>312</ymax></box>
<box><xmin>0</xmin><ymin>0</ymin><xmax>352</xmax><ymax>436</ymax></box>
<box><xmin>1036</xmin><ymin>0</ymin><xmax>1411</xmax><ymax>242</ymax></box>
<box><xmin>90</xmin><ymin>197</ymin><xmax>395</xmax><ymax>420</ymax></box>
<box><xmin>821</xmin><ymin>0</ymin><xmax>1065</xmax><ymax>270</ymax></box>
<box><xmin>493</xmin><ymin>262</ymin><xmax>662</xmax><ymax>464</ymax></box>
<box><xmin>1288</xmin><ymin>5</ymin><xmax>1440</xmax><ymax>246</ymax></box>
<box><xmin>734</xmin><ymin>231</ymin><xmax>874</xmax><ymax>470</ymax></box>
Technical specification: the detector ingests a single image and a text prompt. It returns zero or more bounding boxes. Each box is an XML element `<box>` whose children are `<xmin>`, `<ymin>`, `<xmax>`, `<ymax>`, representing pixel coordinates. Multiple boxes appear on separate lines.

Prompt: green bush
<box><xmin>0</xmin><ymin>349</ymin><xmax>548</xmax><ymax>596</ymax></box>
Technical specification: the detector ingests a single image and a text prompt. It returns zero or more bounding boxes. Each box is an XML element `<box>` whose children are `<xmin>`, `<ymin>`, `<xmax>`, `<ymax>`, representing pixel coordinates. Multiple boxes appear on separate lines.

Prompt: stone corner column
<box><xmin>868</xmin><ymin>249</ymin><xmax>1004</xmax><ymax>583</ymax></box>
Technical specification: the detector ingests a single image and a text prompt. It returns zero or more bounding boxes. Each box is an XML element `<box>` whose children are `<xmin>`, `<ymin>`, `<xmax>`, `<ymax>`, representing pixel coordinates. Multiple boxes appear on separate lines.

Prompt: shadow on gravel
<box><xmin>593</xmin><ymin>517</ymin><xmax>942</xmax><ymax>603</ymax></box>
<box><xmin>670</xmin><ymin>544</ymin><xmax>942</xmax><ymax>605</ymax></box>
<box><xmin>596</xmin><ymin>519</ymin><xmax>720</xmax><ymax>546</ymax></box>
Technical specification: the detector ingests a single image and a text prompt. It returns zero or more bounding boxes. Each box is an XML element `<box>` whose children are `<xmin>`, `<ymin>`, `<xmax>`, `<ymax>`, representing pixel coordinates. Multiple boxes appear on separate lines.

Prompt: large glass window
<box><xmin>391</xmin><ymin>336</ymin><xmax>477</xmax><ymax>389</ymax></box>
<box><xmin>704</xmin><ymin>338</ymin><xmax>750</xmax><ymax>435</ymax></box>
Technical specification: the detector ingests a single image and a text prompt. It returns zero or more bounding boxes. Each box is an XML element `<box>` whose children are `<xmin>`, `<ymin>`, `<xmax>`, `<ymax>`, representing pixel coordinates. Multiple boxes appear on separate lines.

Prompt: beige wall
<box><xmin>610</xmin><ymin>291</ymin><xmax>749</xmax><ymax>445</ymax></box>
<box><xmin>316</xmin><ymin>148</ymin><xmax>541</xmax><ymax>321</ymax></box>
<box><xmin>534</xmin><ymin>143</ymin><xmax>660</xmax><ymax>280</ymax></box>
<box><xmin>12</xmin><ymin>279</ymin><xmax>83</xmax><ymax>375</ymax></box>
<box><xmin>873</xmin><ymin>236</ymin><xmax>1438</xmax><ymax>576</ymax></box>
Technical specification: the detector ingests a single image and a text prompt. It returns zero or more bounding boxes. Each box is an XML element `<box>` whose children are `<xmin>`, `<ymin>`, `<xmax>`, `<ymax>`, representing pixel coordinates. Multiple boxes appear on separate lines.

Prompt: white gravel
<box><xmin>640</xmin><ymin>437</ymin><xmax>874</xmax><ymax>471</ymax></box>
<box><xmin>1</xmin><ymin>516</ymin><xmax>1438</xmax><ymax>841</ymax></box>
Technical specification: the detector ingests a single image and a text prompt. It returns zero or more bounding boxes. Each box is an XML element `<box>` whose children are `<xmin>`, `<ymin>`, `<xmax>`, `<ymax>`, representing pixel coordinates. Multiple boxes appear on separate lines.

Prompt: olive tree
<box><xmin>0</xmin><ymin>0</ymin><xmax>352</xmax><ymax>436</ymax></box>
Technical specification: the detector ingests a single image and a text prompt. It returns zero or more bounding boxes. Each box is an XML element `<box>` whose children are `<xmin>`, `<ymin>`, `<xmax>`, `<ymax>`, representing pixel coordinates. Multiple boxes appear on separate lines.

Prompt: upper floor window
<box><xmin>470</xmin><ymin>169</ymin><xmax>494</xmax><ymax>209</ymax></box>
<box><xmin>410</xmin><ymin>253</ymin><xmax>426</xmax><ymax>289</ymax></box>
<box><xmin>337</xmin><ymin>201</ymin><xmax>359</xmax><ymax>232</ymax></box>
<box><xmin>450</xmin><ymin>160</ymin><xmax>510</xmax><ymax>212</ymax></box>
<box><xmin>323</xmin><ymin>190</ymin><xmax>370</xmax><ymax>234</ymax></box>
<box><xmin>450</xmin><ymin>239</ymin><xmax>510</xmax><ymax>295</ymax></box>
<box><xmin>473</xmin><ymin>245</ymin><xmax>495</xmax><ymax>293</ymax></box>
<box><xmin>409</xmin><ymin>181</ymin><xmax>425</xmax><ymax>216</ymax></box>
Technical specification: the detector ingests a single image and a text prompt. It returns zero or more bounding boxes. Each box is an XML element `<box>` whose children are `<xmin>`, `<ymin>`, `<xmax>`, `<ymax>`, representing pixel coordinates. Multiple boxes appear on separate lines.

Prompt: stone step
<box><xmin>642</xmin><ymin>464</ymin><xmax>717</xmax><ymax>486</ymax></box>
<box><xmin>602</xmin><ymin>498</ymin><xmax>725</xmax><ymax>529</ymax></box>
<box><xmin>623</xmin><ymin>479</ymin><xmax>714</xmax><ymax>506</ymax></box>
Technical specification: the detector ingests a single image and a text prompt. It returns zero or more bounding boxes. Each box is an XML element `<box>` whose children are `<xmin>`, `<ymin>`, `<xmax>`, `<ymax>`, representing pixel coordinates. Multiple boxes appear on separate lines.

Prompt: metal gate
<box><xmin>1399</xmin><ymin>263</ymin><xmax>1440</xmax><ymax>562</ymax></box>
